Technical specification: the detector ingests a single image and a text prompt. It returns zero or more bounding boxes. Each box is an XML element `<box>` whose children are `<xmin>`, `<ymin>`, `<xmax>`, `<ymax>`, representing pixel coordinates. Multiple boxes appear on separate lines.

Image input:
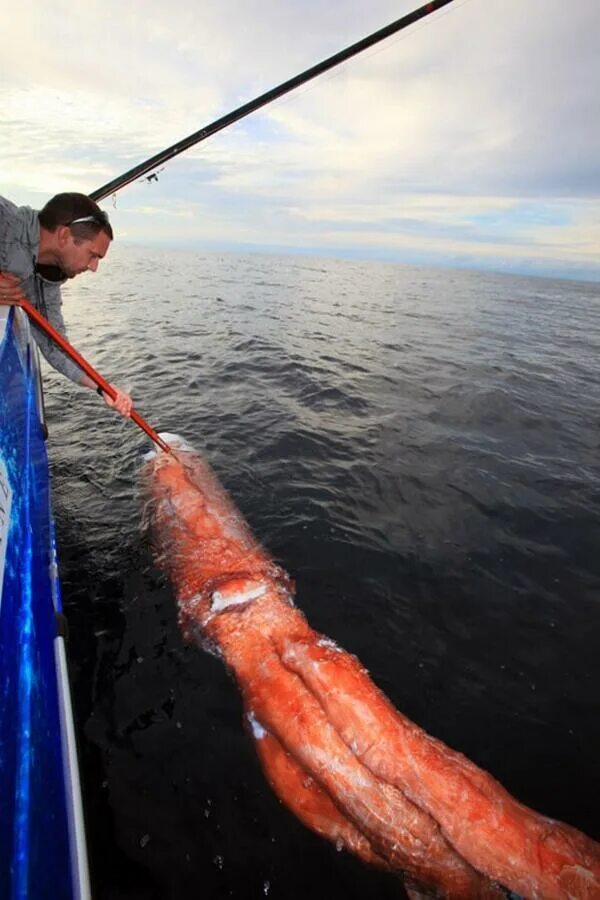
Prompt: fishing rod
<box><xmin>90</xmin><ymin>0</ymin><xmax>457</xmax><ymax>202</ymax></box>
<box><xmin>15</xmin><ymin>298</ymin><xmax>172</xmax><ymax>454</ymax></box>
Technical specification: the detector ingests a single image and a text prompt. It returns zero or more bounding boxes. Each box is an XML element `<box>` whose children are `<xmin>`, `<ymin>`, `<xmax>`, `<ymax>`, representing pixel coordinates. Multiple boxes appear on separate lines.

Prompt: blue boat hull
<box><xmin>0</xmin><ymin>307</ymin><xmax>89</xmax><ymax>900</ymax></box>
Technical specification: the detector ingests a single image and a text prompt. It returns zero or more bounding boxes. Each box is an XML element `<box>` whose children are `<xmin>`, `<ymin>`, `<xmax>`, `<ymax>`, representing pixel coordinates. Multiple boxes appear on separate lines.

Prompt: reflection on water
<box><xmin>45</xmin><ymin>247</ymin><xmax>600</xmax><ymax>898</ymax></box>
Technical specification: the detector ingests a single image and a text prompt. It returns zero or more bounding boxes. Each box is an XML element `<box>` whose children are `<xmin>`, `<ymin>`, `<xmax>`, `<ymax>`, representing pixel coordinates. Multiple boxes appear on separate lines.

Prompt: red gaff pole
<box><xmin>17</xmin><ymin>297</ymin><xmax>172</xmax><ymax>454</ymax></box>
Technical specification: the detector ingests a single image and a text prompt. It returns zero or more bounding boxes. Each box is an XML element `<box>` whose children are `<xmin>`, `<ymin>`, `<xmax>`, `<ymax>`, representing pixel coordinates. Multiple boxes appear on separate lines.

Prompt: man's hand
<box><xmin>0</xmin><ymin>272</ymin><xmax>25</xmax><ymax>304</ymax></box>
<box><xmin>79</xmin><ymin>376</ymin><xmax>133</xmax><ymax>417</ymax></box>
<box><xmin>103</xmin><ymin>385</ymin><xmax>133</xmax><ymax>418</ymax></box>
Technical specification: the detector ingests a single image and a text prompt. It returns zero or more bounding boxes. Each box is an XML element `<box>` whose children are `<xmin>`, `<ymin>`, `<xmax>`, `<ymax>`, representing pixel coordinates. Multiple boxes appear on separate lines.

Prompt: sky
<box><xmin>1</xmin><ymin>0</ymin><xmax>599</xmax><ymax>281</ymax></box>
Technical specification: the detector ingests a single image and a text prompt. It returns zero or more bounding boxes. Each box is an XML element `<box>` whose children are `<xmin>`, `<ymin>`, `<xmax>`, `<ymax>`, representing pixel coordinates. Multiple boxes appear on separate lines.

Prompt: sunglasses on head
<box><xmin>68</xmin><ymin>213</ymin><xmax>109</xmax><ymax>227</ymax></box>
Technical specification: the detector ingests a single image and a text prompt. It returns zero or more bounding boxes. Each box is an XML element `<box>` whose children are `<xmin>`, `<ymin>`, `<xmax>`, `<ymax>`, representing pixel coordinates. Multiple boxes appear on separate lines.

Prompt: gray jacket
<box><xmin>0</xmin><ymin>195</ymin><xmax>84</xmax><ymax>383</ymax></box>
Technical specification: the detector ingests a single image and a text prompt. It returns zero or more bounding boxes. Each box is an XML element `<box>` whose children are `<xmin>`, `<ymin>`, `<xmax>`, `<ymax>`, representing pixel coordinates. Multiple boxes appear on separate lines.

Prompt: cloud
<box><xmin>1</xmin><ymin>0</ymin><xmax>598</xmax><ymax>279</ymax></box>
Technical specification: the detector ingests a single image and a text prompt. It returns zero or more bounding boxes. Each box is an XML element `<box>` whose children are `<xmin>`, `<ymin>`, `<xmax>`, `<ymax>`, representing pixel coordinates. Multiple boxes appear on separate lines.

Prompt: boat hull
<box><xmin>0</xmin><ymin>307</ymin><xmax>89</xmax><ymax>900</ymax></box>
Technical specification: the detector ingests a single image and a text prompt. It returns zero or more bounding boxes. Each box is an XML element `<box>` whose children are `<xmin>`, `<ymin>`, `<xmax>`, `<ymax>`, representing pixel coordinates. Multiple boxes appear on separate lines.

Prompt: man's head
<box><xmin>37</xmin><ymin>192</ymin><xmax>114</xmax><ymax>278</ymax></box>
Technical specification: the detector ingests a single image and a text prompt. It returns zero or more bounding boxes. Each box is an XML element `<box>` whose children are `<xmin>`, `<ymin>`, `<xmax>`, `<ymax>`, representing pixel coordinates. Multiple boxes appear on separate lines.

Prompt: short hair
<box><xmin>38</xmin><ymin>192</ymin><xmax>114</xmax><ymax>241</ymax></box>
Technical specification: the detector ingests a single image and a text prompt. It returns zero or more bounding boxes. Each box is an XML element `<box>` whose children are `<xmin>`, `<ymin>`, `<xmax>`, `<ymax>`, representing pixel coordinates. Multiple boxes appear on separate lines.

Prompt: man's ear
<box><xmin>55</xmin><ymin>225</ymin><xmax>71</xmax><ymax>248</ymax></box>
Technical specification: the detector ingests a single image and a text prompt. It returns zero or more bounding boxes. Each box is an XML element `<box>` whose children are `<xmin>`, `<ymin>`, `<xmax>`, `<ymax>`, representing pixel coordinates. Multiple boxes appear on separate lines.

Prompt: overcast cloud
<box><xmin>1</xmin><ymin>0</ymin><xmax>598</xmax><ymax>280</ymax></box>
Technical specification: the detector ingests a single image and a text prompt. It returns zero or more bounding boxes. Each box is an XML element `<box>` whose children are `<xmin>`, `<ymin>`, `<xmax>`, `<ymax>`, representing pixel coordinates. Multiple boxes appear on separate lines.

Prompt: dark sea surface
<box><xmin>44</xmin><ymin>246</ymin><xmax>600</xmax><ymax>899</ymax></box>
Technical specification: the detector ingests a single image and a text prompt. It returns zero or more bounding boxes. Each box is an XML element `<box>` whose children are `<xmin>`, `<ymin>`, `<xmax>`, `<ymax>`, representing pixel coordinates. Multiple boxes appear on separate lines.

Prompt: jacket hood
<box><xmin>0</xmin><ymin>196</ymin><xmax>67</xmax><ymax>285</ymax></box>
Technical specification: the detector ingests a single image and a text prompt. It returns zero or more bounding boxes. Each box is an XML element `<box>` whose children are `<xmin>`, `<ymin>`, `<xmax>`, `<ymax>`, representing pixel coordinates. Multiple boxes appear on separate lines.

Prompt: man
<box><xmin>0</xmin><ymin>192</ymin><xmax>131</xmax><ymax>416</ymax></box>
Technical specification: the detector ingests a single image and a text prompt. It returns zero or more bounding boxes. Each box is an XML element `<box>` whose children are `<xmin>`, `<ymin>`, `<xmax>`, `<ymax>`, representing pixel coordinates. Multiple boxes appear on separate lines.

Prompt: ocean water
<box><xmin>43</xmin><ymin>246</ymin><xmax>600</xmax><ymax>899</ymax></box>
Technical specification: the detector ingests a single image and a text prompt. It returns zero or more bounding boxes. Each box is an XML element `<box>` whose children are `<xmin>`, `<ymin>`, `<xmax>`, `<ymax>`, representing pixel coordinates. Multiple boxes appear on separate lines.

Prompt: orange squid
<box><xmin>142</xmin><ymin>437</ymin><xmax>600</xmax><ymax>899</ymax></box>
